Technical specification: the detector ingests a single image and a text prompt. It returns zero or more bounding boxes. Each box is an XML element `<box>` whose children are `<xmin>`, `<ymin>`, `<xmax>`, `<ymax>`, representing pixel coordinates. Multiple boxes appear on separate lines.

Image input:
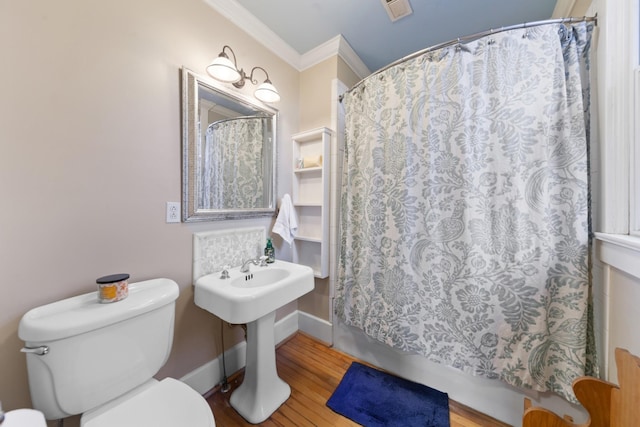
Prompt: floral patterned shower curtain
<box><xmin>201</xmin><ymin>116</ymin><xmax>265</xmax><ymax>209</ymax></box>
<box><xmin>336</xmin><ymin>22</ymin><xmax>595</xmax><ymax>401</ymax></box>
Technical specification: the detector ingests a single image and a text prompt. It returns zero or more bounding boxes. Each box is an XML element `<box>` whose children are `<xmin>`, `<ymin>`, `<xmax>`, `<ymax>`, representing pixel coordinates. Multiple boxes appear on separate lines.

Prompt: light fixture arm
<box><xmin>249</xmin><ymin>66</ymin><xmax>272</xmax><ymax>85</ymax></box>
<box><xmin>232</xmin><ymin>66</ymin><xmax>272</xmax><ymax>89</ymax></box>
<box><xmin>219</xmin><ymin>45</ymin><xmax>238</xmax><ymax>68</ymax></box>
<box><xmin>207</xmin><ymin>44</ymin><xmax>280</xmax><ymax>103</ymax></box>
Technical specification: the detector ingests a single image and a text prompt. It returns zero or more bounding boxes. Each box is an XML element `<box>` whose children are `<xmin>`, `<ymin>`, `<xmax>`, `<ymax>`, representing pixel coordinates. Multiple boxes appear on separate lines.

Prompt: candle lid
<box><xmin>96</xmin><ymin>273</ymin><xmax>130</xmax><ymax>284</ymax></box>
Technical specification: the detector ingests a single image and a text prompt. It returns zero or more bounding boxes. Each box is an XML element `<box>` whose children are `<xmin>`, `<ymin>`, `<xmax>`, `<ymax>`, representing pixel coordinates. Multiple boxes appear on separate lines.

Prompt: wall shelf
<box><xmin>294</xmin><ymin>166</ymin><xmax>323</xmax><ymax>173</ymax></box>
<box><xmin>294</xmin><ymin>203</ymin><xmax>322</xmax><ymax>207</ymax></box>
<box><xmin>291</xmin><ymin>127</ymin><xmax>332</xmax><ymax>278</ymax></box>
<box><xmin>294</xmin><ymin>235</ymin><xmax>322</xmax><ymax>243</ymax></box>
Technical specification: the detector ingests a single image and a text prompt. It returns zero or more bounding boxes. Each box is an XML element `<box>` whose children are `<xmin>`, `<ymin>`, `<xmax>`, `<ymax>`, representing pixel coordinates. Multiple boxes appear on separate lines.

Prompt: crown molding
<box><xmin>203</xmin><ymin>0</ymin><xmax>370</xmax><ymax>78</ymax></box>
<box><xmin>300</xmin><ymin>35</ymin><xmax>371</xmax><ymax>79</ymax></box>
<box><xmin>203</xmin><ymin>0</ymin><xmax>302</xmax><ymax>70</ymax></box>
<box><xmin>336</xmin><ymin>36</ymin><xmax>371</xmax><ymax>79</ymax></box>
<box><xmin>299</xmin><ymin>35</ymin><xmax>341</xmax><ymax>71</ymax></box>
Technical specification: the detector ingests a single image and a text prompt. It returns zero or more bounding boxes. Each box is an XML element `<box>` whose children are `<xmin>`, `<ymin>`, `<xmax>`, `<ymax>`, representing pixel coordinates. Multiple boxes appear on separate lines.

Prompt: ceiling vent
<box><xmin>381</xmin><ymin>0</ymin><xmax>413</xmax><ymax>22</ymax></box>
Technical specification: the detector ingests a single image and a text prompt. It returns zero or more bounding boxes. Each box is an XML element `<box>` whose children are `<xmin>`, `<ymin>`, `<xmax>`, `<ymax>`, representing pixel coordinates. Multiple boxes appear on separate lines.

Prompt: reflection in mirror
<box><xmin>181</xmin><ymin>67</ymin><xmax>277</xmax><ymax>221</ymax></box>
<box><xmin>203</xmin><ymin>116</ymin><xmax>269</xmax><ymax>209</ymax></box>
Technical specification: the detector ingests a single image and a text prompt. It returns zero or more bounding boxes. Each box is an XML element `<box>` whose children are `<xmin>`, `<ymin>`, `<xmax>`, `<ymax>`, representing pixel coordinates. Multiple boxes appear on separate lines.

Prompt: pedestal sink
<box><xmin>194</xmin><ymin>260</ymin><xmax>314</xmax><ymax>423</ymax></box>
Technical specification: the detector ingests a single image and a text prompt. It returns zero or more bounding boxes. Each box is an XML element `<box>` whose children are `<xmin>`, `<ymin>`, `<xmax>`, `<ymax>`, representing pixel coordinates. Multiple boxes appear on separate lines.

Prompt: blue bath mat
<box><xmin>327</xmin><ymin>362</ymin><xmax>450</xmax><ymax>427</ymax></box>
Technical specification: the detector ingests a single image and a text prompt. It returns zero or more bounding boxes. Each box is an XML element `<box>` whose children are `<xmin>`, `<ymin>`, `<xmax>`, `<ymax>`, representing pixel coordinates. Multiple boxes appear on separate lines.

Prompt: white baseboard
<box><xmin>298</xmin><ymin>311</ymin><xmax>333</xmax><ymax>344</ymax></box>
<box><xmin>180</xmin><ymin>338</ymin><xmax>247</xmax><ymax>395</ymax></box>
<box><xmin>181</xmin><ymin>310</ymin><xmax>330</xmax><ymax>394</ymax></box>
<box><xmin>274</xmin><ymin>310</ymin><xmax>300</xmax><ymax>344</ymax></box>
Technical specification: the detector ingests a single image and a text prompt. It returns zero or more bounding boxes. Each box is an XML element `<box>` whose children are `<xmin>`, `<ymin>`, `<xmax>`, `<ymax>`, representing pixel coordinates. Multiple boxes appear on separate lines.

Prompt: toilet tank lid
<box><xmin>18</xmin><ymin>278</ymin><xmax>180</xmax><ymax>343</ymax></box>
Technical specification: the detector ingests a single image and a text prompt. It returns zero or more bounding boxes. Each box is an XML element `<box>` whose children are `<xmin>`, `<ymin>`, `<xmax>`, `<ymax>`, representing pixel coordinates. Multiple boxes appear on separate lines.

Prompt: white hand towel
<box><xmin>272</xmin><ymin>194</ymin><xmax>298</xmax><ymax>245</ymax></box>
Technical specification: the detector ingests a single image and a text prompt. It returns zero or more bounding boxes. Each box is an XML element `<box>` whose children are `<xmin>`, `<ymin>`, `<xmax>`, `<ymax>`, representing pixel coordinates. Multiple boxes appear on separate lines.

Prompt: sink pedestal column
<box><xmin>230</xmin><ymin>310</ymin><xmax>290</xmax><ymax>423</ymax></box>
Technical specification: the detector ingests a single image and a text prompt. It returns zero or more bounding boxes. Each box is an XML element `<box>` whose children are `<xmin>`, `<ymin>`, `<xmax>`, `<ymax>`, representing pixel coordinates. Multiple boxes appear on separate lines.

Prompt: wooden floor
<box><xmin>206</xmin><ymin>333</ymin><xmax>511</xmax><ymax>426</ymax></box>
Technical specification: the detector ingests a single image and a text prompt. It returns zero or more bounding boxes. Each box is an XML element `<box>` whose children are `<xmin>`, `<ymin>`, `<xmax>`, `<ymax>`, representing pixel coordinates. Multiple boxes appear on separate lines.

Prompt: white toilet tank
<box><xmin>18</xmin><ymin>278</ymin><xmax>180</xmax><ymax>420</ymax></box>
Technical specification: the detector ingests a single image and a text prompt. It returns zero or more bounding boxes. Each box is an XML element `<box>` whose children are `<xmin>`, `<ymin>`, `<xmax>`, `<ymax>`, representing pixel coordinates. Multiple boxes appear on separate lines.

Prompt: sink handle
<box><xmin>259</xmin><ymin>256</ymin><xmax>268</xmax><ymax>266</ymax></box>
<box><xmin>220</xmin><ymin>265</ymin><xmax>231</xmax><ymax>279</ymax></box>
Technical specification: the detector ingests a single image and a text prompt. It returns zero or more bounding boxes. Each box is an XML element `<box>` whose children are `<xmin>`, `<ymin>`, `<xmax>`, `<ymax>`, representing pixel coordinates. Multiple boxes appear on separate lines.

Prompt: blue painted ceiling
<box><xmin>236</xmin><ymin>0</ymin><xmax>558</xmax><ymax>73</ymax></box>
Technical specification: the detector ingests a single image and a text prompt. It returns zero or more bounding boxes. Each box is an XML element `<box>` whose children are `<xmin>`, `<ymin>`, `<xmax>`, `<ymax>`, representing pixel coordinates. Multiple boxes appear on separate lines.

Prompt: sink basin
<box><xmin>231</xmin><ymin>267</ymin><xmax>289</xmax><ymax>289</ymax></box>
<box><xmin>194</xmin><ymin>260</ymin><xmax>314</xmax><ymax>324</ymax></box>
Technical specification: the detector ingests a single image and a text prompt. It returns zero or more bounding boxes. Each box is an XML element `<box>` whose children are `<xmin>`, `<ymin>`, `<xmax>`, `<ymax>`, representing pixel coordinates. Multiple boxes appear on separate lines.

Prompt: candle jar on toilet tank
<box><xmin>96</xmin><ymin>273</ymin><xmax>129</xmax><ymax>303</ymax></box>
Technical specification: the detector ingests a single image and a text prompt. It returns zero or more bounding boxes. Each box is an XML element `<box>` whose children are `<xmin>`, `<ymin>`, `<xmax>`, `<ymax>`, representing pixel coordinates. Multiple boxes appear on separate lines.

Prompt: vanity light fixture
<box><xmin>206</xmin><ymin>45</ymin><xmax>281</xmax><ymax>103</ymax></box>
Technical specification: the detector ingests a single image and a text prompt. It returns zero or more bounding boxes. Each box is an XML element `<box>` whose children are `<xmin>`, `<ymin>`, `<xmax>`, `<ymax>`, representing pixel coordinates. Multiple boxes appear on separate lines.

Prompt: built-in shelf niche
<box><xmin>291</xmin><ymin>127</ymin><xmax>332</xmax><ymax>278</ymax></box>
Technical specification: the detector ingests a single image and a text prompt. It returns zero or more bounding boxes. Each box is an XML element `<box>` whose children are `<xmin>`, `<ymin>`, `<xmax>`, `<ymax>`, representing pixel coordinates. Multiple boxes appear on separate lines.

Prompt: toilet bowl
<box><xmin>81</xmin><ymin>378</ymin><xmax>212</xmax><ymax>427</ymax></box>
<box><xmin>18</xmin><ymin>278</ymin><xmax>215</xmax><ymax>426</ymax></box>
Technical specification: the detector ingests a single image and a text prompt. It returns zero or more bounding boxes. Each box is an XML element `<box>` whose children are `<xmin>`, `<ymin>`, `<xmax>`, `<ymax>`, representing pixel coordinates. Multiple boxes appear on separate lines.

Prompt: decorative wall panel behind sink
<box><xmin>192</xmin><ymin>227</ymin><xmax>265</xmax><ymax>280</ymax></box>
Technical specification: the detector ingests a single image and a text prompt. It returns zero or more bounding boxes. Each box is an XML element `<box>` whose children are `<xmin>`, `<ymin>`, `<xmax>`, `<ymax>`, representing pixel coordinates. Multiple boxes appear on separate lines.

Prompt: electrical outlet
<box><xmin>166</xmin><ymin>202</ymin><xmax>181</xmax><ymax>223</ymax></box>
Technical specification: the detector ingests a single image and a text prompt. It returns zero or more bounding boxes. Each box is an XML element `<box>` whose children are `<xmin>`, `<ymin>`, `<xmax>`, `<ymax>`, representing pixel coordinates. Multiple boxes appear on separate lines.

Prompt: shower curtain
<box><xmin>201</xmin><ymin>116</ymin><xmax>265</xmax><ymax>209</ymax></box>
<box><xmin>336</xmin><ymin>22</ymin><xmax>595</xmax><ymax>401</ymax></box>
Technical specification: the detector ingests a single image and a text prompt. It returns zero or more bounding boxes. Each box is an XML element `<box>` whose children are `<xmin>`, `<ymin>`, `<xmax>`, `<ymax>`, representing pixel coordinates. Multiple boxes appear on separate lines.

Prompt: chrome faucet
<box><xmin>240</xmin><ymin>256</ymin><xmax>268</xmax><ymax>273</ymax></box>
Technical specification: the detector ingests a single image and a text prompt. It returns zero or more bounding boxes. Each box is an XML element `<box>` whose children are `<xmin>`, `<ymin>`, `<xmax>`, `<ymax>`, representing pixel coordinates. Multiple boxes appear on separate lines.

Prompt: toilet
<box><xmin>1</xmin><ymin>409</ymin><xmax>46</xmax><ymax>427</ymax></box>
<box><xmin>18</xmin><ymin>278</ymin><xmax>215</xmax><ymax>426</ymax></box>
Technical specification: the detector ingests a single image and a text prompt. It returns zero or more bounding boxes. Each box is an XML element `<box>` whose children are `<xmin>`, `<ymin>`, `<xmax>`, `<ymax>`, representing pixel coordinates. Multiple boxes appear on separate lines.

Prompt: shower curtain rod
<box><xmin>207</xmin><ymin>114</ymin><xmax>267</xmax><ymax>129</ymax></box>
<box><xmin>339</xmin><ymin>15</ymin><xmax>597</xmax><ymax>102</ymax></box>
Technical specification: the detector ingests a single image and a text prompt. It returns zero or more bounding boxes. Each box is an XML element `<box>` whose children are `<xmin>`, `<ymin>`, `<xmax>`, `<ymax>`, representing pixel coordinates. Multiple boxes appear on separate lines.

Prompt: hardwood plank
<box><xmin>206</xmin><ymin>332</ymin><xmax>511</xmax><ymax>426</ymax></box>
<box><xmin>278</xmin><ymin>363</ymin><xmax>358</xmax><ymax>426</ymax></box>
<box><xmin>278</xmin><ymin>343</ymin><xmax>347</xmax><ymax>381</ymax></box>
<box><xmin>278</xmin><ymin>362</ymin><xmax>338</xmax><ymax>406</ymax></box>
<box><xmin>449</xmin><ymin>400</ymin><xmax>510</xmax><ymax>427</ymax></box>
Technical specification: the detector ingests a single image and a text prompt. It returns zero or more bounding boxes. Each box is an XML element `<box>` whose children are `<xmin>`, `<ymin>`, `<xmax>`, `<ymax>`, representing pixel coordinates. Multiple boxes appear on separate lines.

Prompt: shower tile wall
<box><xmin>193</xmin><ymin>227</ymin><xmax>266</xmax><ymax>280</ymax></box>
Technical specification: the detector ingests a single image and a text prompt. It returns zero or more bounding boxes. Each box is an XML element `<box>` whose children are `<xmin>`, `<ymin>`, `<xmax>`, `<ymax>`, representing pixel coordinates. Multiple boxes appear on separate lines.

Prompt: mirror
<box><xmin>181</xmin><ymin>67</ymin><xmax>277</xmax><ymax>221</ymax></box>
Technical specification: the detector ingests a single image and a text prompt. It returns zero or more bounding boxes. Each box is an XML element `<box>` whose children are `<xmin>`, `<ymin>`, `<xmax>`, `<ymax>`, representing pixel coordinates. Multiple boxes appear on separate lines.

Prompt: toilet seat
<box><xmin>81</xmin><ymin>378</ymin><xmax>215</xmax><ymax>427</ymax></box>
<box><xmin>2</xmin><ymin>409</ymin><xmax>47</xmax><ymax>427</ymax></box>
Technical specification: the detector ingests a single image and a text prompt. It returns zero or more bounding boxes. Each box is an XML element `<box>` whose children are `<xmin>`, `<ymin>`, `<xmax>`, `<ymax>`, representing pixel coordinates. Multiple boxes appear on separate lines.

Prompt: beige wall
<box><xmin>297</xmin><ymin>58</ymin><xmax>335</xmax><ymax>320</ymax></box>
<box><xmin>552</xmin><ymin>0</ymin><xmax>593</xmax><ymax>17</ymax></box>
<box><xmin>0</xmin><ymin>0</ymin><xmax>299</xmax><ymax>414</ymax></box>
<box><xmin>296</xmin><ymin>55</ymin><xmax>362</xmax><ymax>321</ymax></box>
<box><xmin>299</xmin><ymin>57</ymin><xmax>338</xmax><ymax>131</ymax></box>
<box><xmin>298</xmin><ymin>55</ymin><xmax>360</xmax><ymax>132</ymax></box>
<box><xmin>337</xmin><ymin>56</ymin><xmax>362</xmax><ymax>91</ymax></box>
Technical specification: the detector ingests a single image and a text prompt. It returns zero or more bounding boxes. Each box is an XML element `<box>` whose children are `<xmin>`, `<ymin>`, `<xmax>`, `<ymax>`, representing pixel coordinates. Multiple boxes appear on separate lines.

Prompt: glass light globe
<box><xmin>206</xmin><ymin>56</ymin><xmax>241</xmax><ymax>83</ymax></box>
<box><xmin>254</xmin><ymin>81</ymin><xmax>280</xmax><ymax>103</ymax></box>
